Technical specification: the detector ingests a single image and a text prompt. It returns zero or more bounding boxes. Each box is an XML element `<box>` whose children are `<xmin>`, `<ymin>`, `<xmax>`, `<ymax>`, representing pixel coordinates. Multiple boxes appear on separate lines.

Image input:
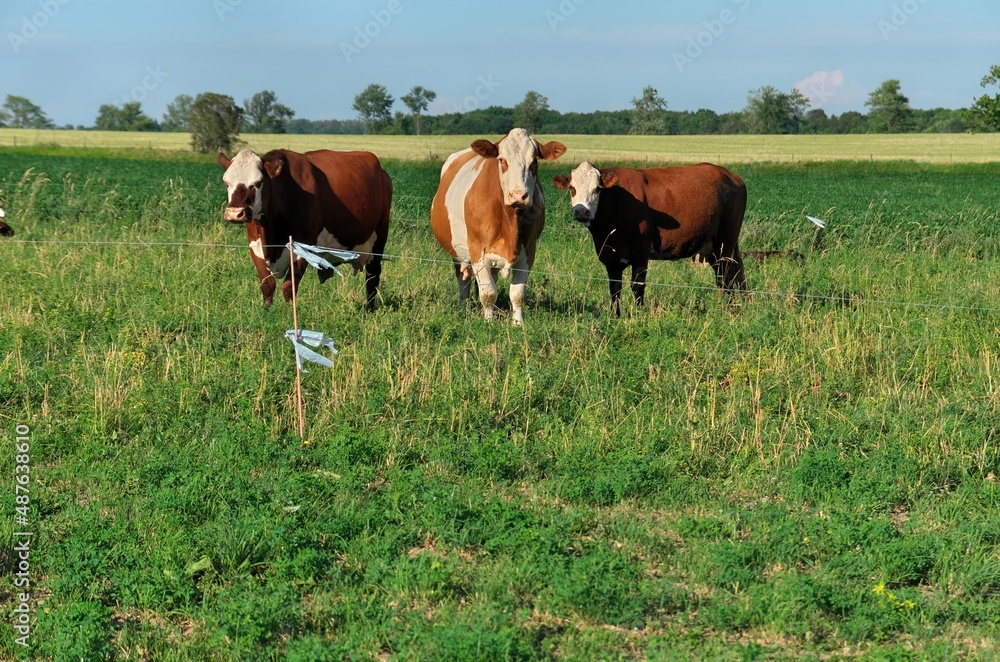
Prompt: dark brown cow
<box><xmin>0</xmin><ymin>208</ymin><xmax>12</xmax><ymax>237</ymax></box>
<box><xmin>218</xmin><ymin>148</ymin><xmax>392</xmax><ymax>308</ymax></box>
<box><xmin>552</xmin><ymin>161</ymin><xmax>747</xmax><ymax>314</ymax></box>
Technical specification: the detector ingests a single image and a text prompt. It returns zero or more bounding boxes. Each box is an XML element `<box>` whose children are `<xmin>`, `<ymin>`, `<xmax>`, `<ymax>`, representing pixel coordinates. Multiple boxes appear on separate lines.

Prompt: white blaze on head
<box><xmin>567</xmin><ymin>162</ymin><xmax>603</xmax><ymax>222</ymax></box>
<box><xmin>222</xmin><ymin>148</ymin><xmax>264</xmax><ymax>222</ymax></box>
<box><xmin>496</xmin><ymin>128</ymin><xmax>539</xmax><ymax>209</ymax></box>
<box><xmin>471</xmin><ymin>129</ymin><xmax>566</xmax><ymax>210</ymax></box>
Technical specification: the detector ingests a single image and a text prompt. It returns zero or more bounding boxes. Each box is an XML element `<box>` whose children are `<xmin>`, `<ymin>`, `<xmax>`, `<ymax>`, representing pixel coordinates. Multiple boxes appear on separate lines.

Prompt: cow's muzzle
<box><xmin>224</xmin><ymin>206</ymin><xmax>252</xmax><ymax>223</ymax></box>
<box><xmin>506</xmin><ymin>190</ymin><xmax>530</xmax><ymax>209</ymax></box>
<box><xmin>572</xmin><ymin>206</ymin><xmax>593</xmax><ymax>223</ymax></box>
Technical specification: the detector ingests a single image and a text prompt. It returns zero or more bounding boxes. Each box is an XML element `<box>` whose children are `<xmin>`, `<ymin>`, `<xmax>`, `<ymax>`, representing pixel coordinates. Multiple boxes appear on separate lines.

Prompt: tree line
<box><xmin>1</xmin><ymin>65</ymin><xmax>998</xmax><ymax>154</ymax></box>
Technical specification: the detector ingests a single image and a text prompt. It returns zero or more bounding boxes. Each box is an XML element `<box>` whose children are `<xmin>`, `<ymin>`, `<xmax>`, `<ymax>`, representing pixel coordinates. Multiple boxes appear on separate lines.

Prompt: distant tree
<box><xmin>189</xmin><ymin>92</ymin><xmax>243</xmax><ymax>153</ymax></box>
<box><xmin>865</xmin><ymin>79</ymin><xmax>911</xmax><ymax>133</ymax></box>
<box><xmin>94</xmin><ymin>102</ymin><xmax>158</xmax><ymax>131</ymax></box>
<box><xmin>353</xmin><ymin>84</ymin><xmax>394</xmax><ymax>134</ymax></box>
<box><xmin>803</xmin><ymin>108</ymin><xmax>831</xmax><ymax>134</ymax></box>
<box><xmin>513</xmin><ymin>91</ymin><xmax>549</xmax><ymax>132</ymax></box>
<box><xmin>744</xmin><ymin>86</ymin><xmax>810</xmax><ymax>134</ymax></box>
<box><xmin>0</xmin><ymin>95</ymin><xmax>54</xmax><ymax>129</ymax></box>
<box><xmin>243</xmin><ymin>90</ymin><xmax>295</xmax><ymax>134</ymax></box>
<box><xmin>833</xmin><ymin>111</ymin><xmax>868</xmax><ymax>134</ymax></box>
<box><xmin>286</xmin><ymin>118</ymin><xmax>365</xmax><ymax>135</ymax></box>
<box><xmin>911</xmin><ymin>108</ymin><xmax>969</xmax><ymax>133</ymax></box>
<box><xmin>400</xmin><ymin>86</ymin><xmax>436</xmax><ymax>135</ymax></box>
<box><xmin>969</xmin><ymin>64</ymin><xmax>1000</xmax><ymax>131</ymax></box>
<box><xmin>629</xmin><ymin>86</ymin><xmax>668</xmax><ymax>135</ymax></box>
<box><xmin>161</xmin><ymin>94</ymin><xmax>194</xmax><ymax>132</ymax></box>
<box><xmin>677</xmin><ymin>108</ymin><xmax>721</xmax><ymax>135</ymax></box>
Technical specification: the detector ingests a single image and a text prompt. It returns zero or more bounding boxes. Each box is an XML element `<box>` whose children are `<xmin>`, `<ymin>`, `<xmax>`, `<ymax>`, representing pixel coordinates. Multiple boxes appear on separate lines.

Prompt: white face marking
<box><xmin>567</xmin><ymin>161</ymin><xmax>603</xmax><ymax>223</ymax></box>
<box><xmin>0</xmin><ymin>208</ymin><xmax>5</xmax><ymax>218</ymax></box>
<box><xmin>222</xmin><ymin>148</ymin><xmax>264</xmax><ymax>220</ymax></box>
<box><xmin>497</xmin><ymin>128</ymin><xmax>539</xmax><ymax>209</ymax></box>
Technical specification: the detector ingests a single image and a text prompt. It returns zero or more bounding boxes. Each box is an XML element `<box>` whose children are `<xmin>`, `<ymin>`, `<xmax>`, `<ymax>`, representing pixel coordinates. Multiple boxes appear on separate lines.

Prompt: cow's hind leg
<box><xmin>453</xmin><ymin>261</ymin><xmax>473</xmax><ymax>304</ymax></box>
<box><xmin>712</xmin><ymin>239</ymin><xmax>747</xmax><ymax>293</ymax></box>
<box><xmin>364</xmin><ymin>230</ymin><xmax>389</xmax><ymax>309</ymax></box>
<box><xmin>281</xmin><ymin>258</ymin><xmax>309</xmax><ymax>302</ymax></box>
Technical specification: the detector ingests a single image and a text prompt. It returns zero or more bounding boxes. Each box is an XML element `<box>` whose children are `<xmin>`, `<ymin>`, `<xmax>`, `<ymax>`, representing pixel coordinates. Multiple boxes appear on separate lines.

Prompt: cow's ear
<box><xmin>600</xmin><ymin>172</ymin><xmax>618</xmax><ymax>189</ymax></box>
<box><xmin>471</xmin><ymin>139</ymin><xmax>499</xmax><ymax>159</ymax></box>
<box><xmin>262</xmin><ymin>154</ymin><xmax>285</xmax><ymax>179</ymax></box>
<box><xmin>552</xmin><ymin>175</ymin><xmax>571</xmax><ymax>190</ymax></box>
<box><xmin>218</xmin><ymin>152</ymin><xmax>232</xmax><ymax>169</ymax></box>
<box><xmin>538</xmin><ymin>141</ymin><xmax>567</xmax><ymax>161</ymax></box>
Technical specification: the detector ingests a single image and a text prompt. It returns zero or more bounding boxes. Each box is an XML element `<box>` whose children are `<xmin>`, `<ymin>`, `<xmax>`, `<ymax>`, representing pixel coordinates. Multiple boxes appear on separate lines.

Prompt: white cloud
<box><xmin>794</xmin><ymin>70</ymin><xmax>846</xmax><ymax>109</ymax></box>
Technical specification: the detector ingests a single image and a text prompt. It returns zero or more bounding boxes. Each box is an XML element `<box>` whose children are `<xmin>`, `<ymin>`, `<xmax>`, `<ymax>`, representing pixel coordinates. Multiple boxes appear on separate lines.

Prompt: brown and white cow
<box><xmin>430</xmin><ymin>128</ymin><xmax>566</xmax><ymax>324</ymax></box>
<box><xmin>0</xmin><ymin>208</ymin><xmax>12</xmax><ymax>237</ymax></box>
<box><xmin>218</xmin><ymin>148</ymin><xmax>392</xmax><ymax>308</ymax></box>
<box><xmin>552</xmin><ymin>161</ymin><xmax>747</xmax><ymax>314</ymax></box>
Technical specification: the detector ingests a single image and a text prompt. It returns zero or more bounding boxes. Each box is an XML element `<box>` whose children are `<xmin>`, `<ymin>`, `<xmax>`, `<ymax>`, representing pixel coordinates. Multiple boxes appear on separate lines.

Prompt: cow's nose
<box><xmin>572</xmin><ymin>207</ymin><xmax>591</xmax><ymax>221</ymax></box>
<box><xmin>508</xmin><ymin>190</ymin><xmax>529</xmax><ymax>207</ymax></box>
<box><xmin>224</xmin><ymin>207</ymin><xmax>247</xmax><ymax>222</ymax></box>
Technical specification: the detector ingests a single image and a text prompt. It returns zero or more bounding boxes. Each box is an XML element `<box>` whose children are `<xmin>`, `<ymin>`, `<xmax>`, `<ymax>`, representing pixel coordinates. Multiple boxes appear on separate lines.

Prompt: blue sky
<box><xmin>2</xmin><ymin>0</ymin><xmax>998</xmax><ymax>127</ymax></box>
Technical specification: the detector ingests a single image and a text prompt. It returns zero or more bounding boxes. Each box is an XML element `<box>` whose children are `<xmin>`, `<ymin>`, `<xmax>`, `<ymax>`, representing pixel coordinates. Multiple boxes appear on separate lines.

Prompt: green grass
<box><xmin>1</xmin><ymin>147</ymin><xmax>1000</xmax><ymax>659</ymax></box>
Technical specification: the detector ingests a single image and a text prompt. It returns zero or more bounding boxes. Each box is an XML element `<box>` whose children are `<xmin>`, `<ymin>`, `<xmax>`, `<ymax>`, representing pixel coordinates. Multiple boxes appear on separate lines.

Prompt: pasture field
<box><xmin>1</xmin><ymin>146</ymin><xmax>1000</xmax><ymax>659</ymax></box>
<box><xmin>2</xmin><ymin>127</ymin><xmax>1000</xmax><ymax>164</ymax></box>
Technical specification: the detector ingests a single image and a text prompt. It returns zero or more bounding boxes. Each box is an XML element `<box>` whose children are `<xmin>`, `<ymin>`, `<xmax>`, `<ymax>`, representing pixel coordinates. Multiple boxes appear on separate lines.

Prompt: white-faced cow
<box><xmin>0</xmin><ymin>208</ymin><xmax>12</xmax><ymax>237</ymax></box>
<box><xmin>552</xmin><ymin>161</ymin><xmax>747</xmax><ymax>314</ymax></box>
<box><xmin>218</xmin><ymin>148</ymin><xmax>392</xmax><ymax>308</ymax></box>
<box><xmin>430</xmin><ymin>128</ymin><xmax>566</xmax><ymax>325</ymax></box>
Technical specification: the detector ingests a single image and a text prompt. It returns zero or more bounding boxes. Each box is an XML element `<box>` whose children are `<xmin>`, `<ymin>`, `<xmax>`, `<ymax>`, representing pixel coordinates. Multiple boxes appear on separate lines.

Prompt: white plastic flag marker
<box><xmin>806</xmin><ymin>216</ymin><xmax>827</xmax><ymax>229</ymax></box>
<box><xmin>287</xmin><ymin>241</ymin><xmax>360</xmax><ymax>277</ymax></box>
<box><xmin>285</xmin><ymin>329</ymin><xmax>338</xmax><ymax>372</ymax></box>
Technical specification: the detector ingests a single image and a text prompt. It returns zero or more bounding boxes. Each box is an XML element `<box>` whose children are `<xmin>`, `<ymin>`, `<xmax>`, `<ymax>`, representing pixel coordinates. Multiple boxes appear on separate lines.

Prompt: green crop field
<box><xmin>1</xmin><ymin>145</ymin><xmax>1000</xmax><ymax>659</ymax></box>
<box><xmin>2</xmin><ymin>127</ymin><xmax>1000</xmax><ymax>164</ymax></box>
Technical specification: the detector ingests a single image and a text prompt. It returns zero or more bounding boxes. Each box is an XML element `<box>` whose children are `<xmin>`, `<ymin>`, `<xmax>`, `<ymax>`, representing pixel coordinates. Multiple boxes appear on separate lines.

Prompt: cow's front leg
<box><xmin>607</xmin><ymin>262</ymin><xmax>625</xmax><ymax>317</ymax></box>
<box><xmin>249</xmin><ymin>250</ymin><xmax>275</xmax><ymax>307</ymax></box>
<box><xmin>281</xmin><ymin>258</ymin><xmax>309</xmax><ymax>302</ymax></box>
<box><xmin>631</xmin><ymin>259</ymin><xmax>648</xmax><ymax>306</ymax></box>
<box><xmin>474</xmin><ymin>261</ymin><xmax>498</xmax><ymax>321</ymax></box>
<box><xmin>508</xmin><ymin>252</ymin><xmax>531</xmax><ymax>326</ymax></box>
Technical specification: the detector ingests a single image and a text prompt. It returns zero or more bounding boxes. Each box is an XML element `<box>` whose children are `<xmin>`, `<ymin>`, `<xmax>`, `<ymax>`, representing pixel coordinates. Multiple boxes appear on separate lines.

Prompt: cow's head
<box><xmin>471</xmin><ymin>128</ymin><xmax>566</xmax><ymax>210</ymax></box>
<box><xmin>218</xmin><ymin>148</ymin><xmax>283</xmax><ymax>223</ymax></box>
<box><xmin>552</xmin><ymin>162</ymin><xmax>618</xmax><ymax>227</ymax></box>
